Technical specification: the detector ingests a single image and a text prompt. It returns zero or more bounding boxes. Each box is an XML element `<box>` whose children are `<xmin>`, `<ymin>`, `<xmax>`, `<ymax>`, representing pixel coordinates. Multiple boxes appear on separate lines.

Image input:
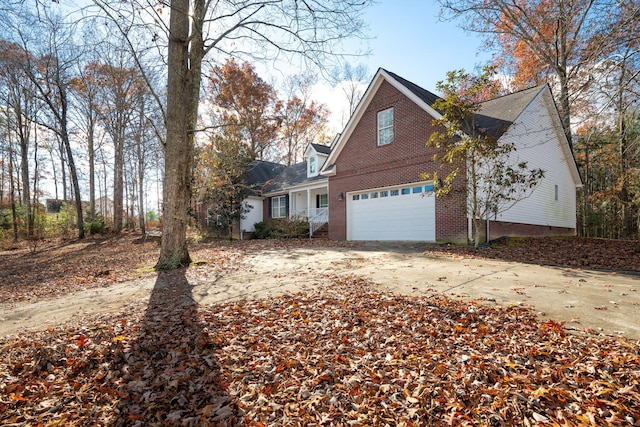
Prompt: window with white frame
<box><xmin>318</xmin><ymin>194</ymin><xmax>328</xmax><ymax>208</ymax></box>
<box><xmin>272</xmin><ymin>195</ymin><xmax>287</xmax><ymax>218</ymax></box>
<box><xmin>309</xmin><ymin>156</ymin><xmax>316</xmax><ymax>175</ymax></box>
<box><xmin>377</xmin><ymin>107</ymin><xmax>394</xmax><ymax>146</ymax></box>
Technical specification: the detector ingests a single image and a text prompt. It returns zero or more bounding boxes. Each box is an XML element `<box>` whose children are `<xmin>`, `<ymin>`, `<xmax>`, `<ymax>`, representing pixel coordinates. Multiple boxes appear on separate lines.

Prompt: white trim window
<box><xmin>309</xmin><ymin>156</ymin><xmax>317</xmax><ymax>176</ymax></box>
<box><xmin>272</xmin><ymin>195</ymin><xmax>287</xmax><ymax>218</ymax></box>
<box><xmin>377</xmin><ymin>107</ymin><xmax>394</xmax><ymax>146</ymax></box>
<box><xmin>318</xmin><ymin>193</ymin><xmax>328</xmax><ymax>208</ymax></box>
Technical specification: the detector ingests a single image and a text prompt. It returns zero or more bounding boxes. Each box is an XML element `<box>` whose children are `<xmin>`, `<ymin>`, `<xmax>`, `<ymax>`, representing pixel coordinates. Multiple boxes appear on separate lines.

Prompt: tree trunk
<box><xmin>619</xmin><ymin>115</ymin><xmax>634</xmax><ymax>239</ymax></box>
<box><xmin>156</xmin><ymin>0</ymin><xmax>204</xmax><ymax>270</ymax></box>
<box><xmin>8</xmin><ymin>132</ymin><xmax>18</xmax><ymax>242</ymax></box>
<box><xmin>113</xmin><ymin>137</ymin><xmax>124</xmax><ymax>233</ymax></box>
<box><xmin>30</xmin><ymin>129</ymin><xmax>39</xmax><ymax>235</ymax></box>
<box><xmin>138</xmin><ymin>162</ymin><xmax>146</xmax><ymax>234</ymax></box>
<box><xmin>19</xmin><ymin>131</ymin><xmax>32</xmax><ymax>237</ymax></box>
<box><xmin>59</xmin><ymin>84</ymin><xmax>85</xmax><ymax>239</ymax></box>
<box><xmin>582</xmin><ymin>135</ymin><xmax>590</xmax><ymax>237</ymax></box>
<box><xmin>137</xmin><ymin>102</ymin><xmax>146</xmax><ymax>235</ymax></box>
<box><xmin>58</xmin><ymin>136</ymin><xmax>67</xmax><ymax>201</ymax></box>
<box><xmin>88</xmin><ymin>120</ymin><xmax>96</xmax><ymax>220</ymax></box>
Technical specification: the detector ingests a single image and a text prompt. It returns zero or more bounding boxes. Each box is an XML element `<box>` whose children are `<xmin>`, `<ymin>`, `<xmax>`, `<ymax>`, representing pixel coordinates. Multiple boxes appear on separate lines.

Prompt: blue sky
<box><xmin>310</xmin><ymin>1</ymin><xmax>493</xmax><ymax>131</ymax></box>
<box><xmin>352</xmin><ymin>0</ymin><xmax>492</xmax><ymax>92</ymax></box>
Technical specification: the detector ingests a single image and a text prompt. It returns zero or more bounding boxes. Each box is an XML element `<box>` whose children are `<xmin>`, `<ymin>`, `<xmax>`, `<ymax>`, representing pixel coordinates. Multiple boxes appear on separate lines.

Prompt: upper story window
<box><xmin>377</xmin><ymin>107</ymin><xmax>394</xmax><ymax>146</ymax></box>
<box><xmin>309</xmin><ymin>156</ymin><xmax>317</xmax><ymax>175</ymax></box>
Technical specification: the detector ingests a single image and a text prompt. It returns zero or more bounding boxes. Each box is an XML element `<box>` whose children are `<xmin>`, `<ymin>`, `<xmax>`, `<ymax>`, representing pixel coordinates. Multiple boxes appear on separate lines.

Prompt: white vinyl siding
<box><xmin>240</xmin><ymin>197</ymin><xmax>263</xmax><ymax>232</ymax></box>
<box><xmin>489</xmin><ymin>92</ymin><xmax>576</xmax><ymax>229</ymax></box>
<box><xmin>347</xmin><ymin>183</ymin><xmax>435</xmax><ymax>241</ymax></box>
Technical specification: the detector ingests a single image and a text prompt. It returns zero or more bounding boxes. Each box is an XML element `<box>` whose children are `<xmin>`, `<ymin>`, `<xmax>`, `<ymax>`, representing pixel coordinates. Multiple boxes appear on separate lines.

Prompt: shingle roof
<box><xmin>475</xmin><ymin>85</ymin><xmax>545</xmax><ymax>137</ymax></box>
<box><xmin>311</xmin><ymin>143</ymin><xmax>331</xmax><ymax>155</ymax></box>
<box><xmin>245</xmin><ymin>161</ymin><xmax>286</xmax><ymax>191</ymax></box>
<box><xmin>382</xmin><ymin>69</ymin><xmax>441</xmax><ymax>107</ymax></box>
<box><xmin>384</xmin><ymin>69</ymin><xmax>545</xmax><ymax>139</ymax></box>
<box><xmin>264</xmin><ymin>162</ymin><xmax>327</xmax><ymax>193</ymax></box>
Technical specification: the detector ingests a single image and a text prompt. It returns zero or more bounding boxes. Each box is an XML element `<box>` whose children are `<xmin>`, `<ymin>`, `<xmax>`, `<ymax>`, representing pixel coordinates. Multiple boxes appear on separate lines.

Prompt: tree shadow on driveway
<box><xmin>110</xmin><ymin>269</ymin><xmax>241</xmax><ymax>426</ymax></box>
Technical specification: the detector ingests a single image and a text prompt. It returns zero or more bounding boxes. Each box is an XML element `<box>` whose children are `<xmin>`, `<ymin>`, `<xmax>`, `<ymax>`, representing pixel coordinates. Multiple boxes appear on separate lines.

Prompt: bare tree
<box><xmin>70</xmin><ymin>59</ymin><xmax>102</xmax><ymax>222</ymax></box>
<box><xmin>0</xmin><ymin>40</ymin><xmax>40</xmax><ymax>236</ymax></box>
<box><xmin>329</xmin><ymin>62</ymin><xmax>371</xmax><ymax>127</ymax></box>
<box><xmin>278</xmin><ymin>73</ymin><xmax>329</xmax><ymax>165</ymax></box>
<box><xmin>91</xmin><ymin>53</ymin><xmax>146</xmax><ymax>233</ymax></box>
<box><xmin>90</xmin><ymin>0</ymin><xmax>372</xmax><ymax>269</ymax></box>
<box><xmin>576</xmin><ymin>5</ymin><xmax>640</xmax><ymax>239</ymax></box>
<box><xmin>1</xmin><ymin>6</ymin><xmax>87</xmax><ymax>238</ymax></box>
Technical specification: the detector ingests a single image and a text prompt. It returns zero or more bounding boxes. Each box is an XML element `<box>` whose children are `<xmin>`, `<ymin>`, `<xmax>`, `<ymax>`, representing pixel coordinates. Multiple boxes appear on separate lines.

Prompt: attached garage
<box><xmin>346</xmin><ymin>182</ymin><xmax>436</xmax><ymax>241</ymax></box>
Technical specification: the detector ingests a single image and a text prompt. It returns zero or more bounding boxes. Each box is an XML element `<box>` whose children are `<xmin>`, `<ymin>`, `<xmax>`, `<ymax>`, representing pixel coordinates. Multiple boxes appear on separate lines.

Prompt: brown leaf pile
<box><xmin>436</xmin><ymin>237</ymin><xmax>640</xmax><ymax>272</ymax></box>
<box><xmin>0</xmin><ymin>235</ymin><xmax>360</xmax><ymax>304</ymax></box>
<box><xmin>0</xmin><ymin>236</ymin><xmax>160</xmax><ymax>304</ymax></box>
<box><xmin>2</xmin><ymin>274</ymin><xmax>639</xmax><ymax>426</ymax></box>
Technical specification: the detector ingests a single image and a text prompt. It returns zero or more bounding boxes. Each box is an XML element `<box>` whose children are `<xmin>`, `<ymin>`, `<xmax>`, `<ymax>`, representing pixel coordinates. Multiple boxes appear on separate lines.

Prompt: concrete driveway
<box><xmin>2</xmin><ymin>241</ymin><xmax>638</xmax><ymax>340</ymax></box>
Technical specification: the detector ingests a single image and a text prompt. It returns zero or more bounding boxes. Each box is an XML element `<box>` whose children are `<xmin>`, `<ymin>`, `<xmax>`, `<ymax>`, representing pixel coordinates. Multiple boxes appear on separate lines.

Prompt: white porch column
<box><xmin>306</xmin><ymin>188</ymin><xmax>311</xmax><ymax>219</ymax></box>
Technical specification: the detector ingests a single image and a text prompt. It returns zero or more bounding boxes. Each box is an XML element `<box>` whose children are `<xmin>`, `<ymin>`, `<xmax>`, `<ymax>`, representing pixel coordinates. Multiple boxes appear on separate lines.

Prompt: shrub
<box><xmin>46</xmin><ymin>202</ymin><xmax>77</xmax><ymax>238</ymax></box>
<box><xmin>85</xmin><ymin>213</ymin><xmax>107</xmax><ymax>235</ymax></box>
<box><xmin>252</xmin><ymin>218</ymin><xmax>309</xmax><ymax>239</ymax></box>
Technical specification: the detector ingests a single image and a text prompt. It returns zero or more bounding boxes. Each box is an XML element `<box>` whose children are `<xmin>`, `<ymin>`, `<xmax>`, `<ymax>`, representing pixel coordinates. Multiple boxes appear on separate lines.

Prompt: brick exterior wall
<box><xmin>476</xmin><ymin>220</ymin><xmax>576</xmax><ymax>243</ymax></box>
<box><xmin>328</xmin><ymin>80</ymin><xmax>468</xmax><ymax>241</ymax></box>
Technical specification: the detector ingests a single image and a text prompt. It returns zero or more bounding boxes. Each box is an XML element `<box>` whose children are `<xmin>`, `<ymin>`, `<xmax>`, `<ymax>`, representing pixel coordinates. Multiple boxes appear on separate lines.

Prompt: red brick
<box><xmin>328</xmin><ymin>80</ymin><xmax>468</xmax><ymax>241</ymax></box>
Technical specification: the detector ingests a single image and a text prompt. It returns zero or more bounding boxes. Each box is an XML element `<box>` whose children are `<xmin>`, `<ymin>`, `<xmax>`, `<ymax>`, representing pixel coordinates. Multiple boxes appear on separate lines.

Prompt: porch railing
<box><xmin>290</xmin><ymin>208</ymin><xmax>328</xmax><ymax>237</ymax></box>
<box><xmin>309</xmin><ymin>208</ymin><xmax>328</xmax><ymax>237</ymax></box>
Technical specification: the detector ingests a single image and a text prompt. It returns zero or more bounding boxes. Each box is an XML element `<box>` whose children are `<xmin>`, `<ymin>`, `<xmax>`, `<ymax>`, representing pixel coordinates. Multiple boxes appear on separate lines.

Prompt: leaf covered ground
<box><xmin>1</xmin><ymin>236</ymin><xmax>639</xmax><ymax>426</ymax></box>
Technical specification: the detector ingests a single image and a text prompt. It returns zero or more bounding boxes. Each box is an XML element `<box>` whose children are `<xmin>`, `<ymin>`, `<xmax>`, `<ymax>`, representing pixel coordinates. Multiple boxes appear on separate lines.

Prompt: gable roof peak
<box><xmin>310</xmin><ymin>143</ymin><xmax>331</xmax><ymax>155</ymax></box>
<box><xmin>380</xmin><ymin>68</ymin><xmax>441</xmax><ymax>107</ymax></box>
<box><xmin>475</xmin><ymin>84</ymin><xmax>548</xmax><ymax>136</ymax></box>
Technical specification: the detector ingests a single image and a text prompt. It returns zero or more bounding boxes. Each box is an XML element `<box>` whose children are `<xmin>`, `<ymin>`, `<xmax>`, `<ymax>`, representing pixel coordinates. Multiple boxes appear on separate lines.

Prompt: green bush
<box><xmin>0</xmin><ymin>208</ymin><xmax>13</xmax><ymax>233</ymax></box>
<box><xmin>252</xmin><ymin>218</ymin><xmax>309</xmax><ymax>239</ymax></box>
<box><xmin>45</xmin><ymin>202</ymin><xmax>77</xmax><ymax>237</ymax></box>
<box><xmin>84</xmin><ymin>213</ymin><xmax>107</xmax><ymax>235</ymax></box>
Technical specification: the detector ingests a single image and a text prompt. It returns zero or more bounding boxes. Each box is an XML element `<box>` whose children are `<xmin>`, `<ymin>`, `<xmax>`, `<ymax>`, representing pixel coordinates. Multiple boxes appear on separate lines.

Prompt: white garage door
<box><xmin>347</xmin><ymin>183</ymin><xmax>436</xmax><ymax>241</ymax></box>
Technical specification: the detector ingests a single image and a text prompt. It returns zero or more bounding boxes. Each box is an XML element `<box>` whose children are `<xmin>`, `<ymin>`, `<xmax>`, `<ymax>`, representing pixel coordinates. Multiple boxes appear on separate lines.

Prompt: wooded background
<box><xmin>1</xmin><ymin>0</ymin><xmax>638</xmax><ymax>243</ymax></box>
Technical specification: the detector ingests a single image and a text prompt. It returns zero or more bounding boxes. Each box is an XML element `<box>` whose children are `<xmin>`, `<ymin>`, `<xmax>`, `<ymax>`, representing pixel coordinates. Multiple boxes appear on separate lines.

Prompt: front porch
<box><xmin>288</xmin><ymin>186</ymin><xmax>328</xmax><ymax>237</ymax></box>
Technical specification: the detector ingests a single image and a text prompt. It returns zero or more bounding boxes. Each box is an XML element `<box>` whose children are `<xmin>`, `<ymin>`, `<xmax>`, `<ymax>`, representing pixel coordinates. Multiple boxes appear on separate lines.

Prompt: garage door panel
<box><xmin>347</xmin><ymin>186</ymin><xmax>435</xmax><ymax>241</ymax></box>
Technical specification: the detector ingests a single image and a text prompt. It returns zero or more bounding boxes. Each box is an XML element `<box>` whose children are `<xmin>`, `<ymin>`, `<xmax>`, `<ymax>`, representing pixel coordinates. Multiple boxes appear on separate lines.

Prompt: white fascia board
<box><xmin>286</xmin><ymin>180</ymin><xmax>329</xmax><ymax>193</ymax></box>
<box><xmin>320</xmin><ymin>164</ymin><xmax>336</xmax><ymax>176</ymax></box>
<box><xmin>380</xmin><ymin>69</ymin><xmax>443</xmax><ymax>121</ymax></box>
<box><xmin>263</xmin><ymin>179</ymin><xmax>328</xmax><ymax>197</ymax></box>
<box><xmin>303</xmin><ymin>143</ymin><xmax>315</xmax><ymax>159</ymax></box>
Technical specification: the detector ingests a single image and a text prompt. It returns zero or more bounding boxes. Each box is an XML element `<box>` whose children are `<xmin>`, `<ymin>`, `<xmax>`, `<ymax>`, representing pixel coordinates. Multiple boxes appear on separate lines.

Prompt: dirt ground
<box><xmin>1</xmin><ymin>240</ymin><xmax>638</xmax><ymax>340</ymax></box>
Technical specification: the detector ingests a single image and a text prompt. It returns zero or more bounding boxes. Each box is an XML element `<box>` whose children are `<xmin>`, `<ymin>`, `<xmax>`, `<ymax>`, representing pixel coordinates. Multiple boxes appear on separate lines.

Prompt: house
<box><xmin>241</xmin><ymin>68</ymin><xmax>582</xmax><ymax>243</ymax></box>
<box><xmin>239</xmin><ymin>161</ymin><xmax>286</xmax><ymax>233</ymax></box>
<box><xmin>222</xmin><ymin>144</ymin><xmax>331</xmax><ymax>237</ymax></box>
